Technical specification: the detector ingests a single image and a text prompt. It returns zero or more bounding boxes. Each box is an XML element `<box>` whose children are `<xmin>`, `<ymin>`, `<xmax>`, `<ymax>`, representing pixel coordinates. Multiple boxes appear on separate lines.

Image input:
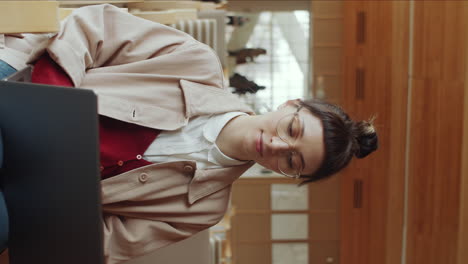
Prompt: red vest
<box><xmin>98</xmin><ymin>116</ymin><xmax>159</xmax><ymax>179</ymax></box>
<box><xmin>32</xmin><ymin>53</ymin><xmax>159</xmax><ymax>179</ymax></box>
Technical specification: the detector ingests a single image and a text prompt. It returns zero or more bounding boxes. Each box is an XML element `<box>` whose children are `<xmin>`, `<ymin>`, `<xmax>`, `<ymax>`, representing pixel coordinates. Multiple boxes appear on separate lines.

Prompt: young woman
<box><xmin>0</xmin><ymin>4</ymin><xmax>377</xmax><ymax>263</ymax></box>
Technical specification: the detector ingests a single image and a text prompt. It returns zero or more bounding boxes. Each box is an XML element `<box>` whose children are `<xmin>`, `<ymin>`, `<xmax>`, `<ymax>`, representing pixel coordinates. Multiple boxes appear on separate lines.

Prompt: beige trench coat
<box><xmin>0</xmin><ymin>4</ymin><xmax>254</xmax><ymax>264</ymax></box>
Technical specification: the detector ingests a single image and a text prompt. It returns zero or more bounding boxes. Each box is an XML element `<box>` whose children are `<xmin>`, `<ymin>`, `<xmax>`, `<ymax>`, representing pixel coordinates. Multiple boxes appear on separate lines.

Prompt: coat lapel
<box><xmin>187</xmin><ymin>161</ymin><xmax>254</xmax><ymax>204</ymax></box>
<box><xmin>179</xmin><ymin>79</ymin><xmax>254</xmax><ymax>118</ymax></box>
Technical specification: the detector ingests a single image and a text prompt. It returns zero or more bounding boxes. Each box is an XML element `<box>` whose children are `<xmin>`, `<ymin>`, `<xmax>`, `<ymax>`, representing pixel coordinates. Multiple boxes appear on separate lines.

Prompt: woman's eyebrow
<box><xmin>300</xmin><ymin>153</ymin><xmax>306</xmax><ymax>172</ymax></box>
<box><xmin>300</xmin><ymin>117</ymin><xmax>305</xmax><ymax>139</ymax></box>
<box><xmin>299</xmin><ymin>116</ymin><xmax>306</xmax><ymax>171</ymax></box>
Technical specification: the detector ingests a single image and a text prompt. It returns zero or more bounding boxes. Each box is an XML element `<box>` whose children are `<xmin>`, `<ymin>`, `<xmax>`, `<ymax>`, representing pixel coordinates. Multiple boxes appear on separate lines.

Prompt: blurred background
<box><xmin>1</xmin><ymin>1</ymin><xmax>467</xmax><ymax>264</ymax></box>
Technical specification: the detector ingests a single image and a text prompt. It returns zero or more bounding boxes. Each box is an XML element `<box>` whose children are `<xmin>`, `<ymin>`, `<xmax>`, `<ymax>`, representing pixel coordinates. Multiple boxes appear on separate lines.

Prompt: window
<box><xmin>226</xmin><ymin>11</ymin><xmax>311</xmax><ymax>113</ymax></box>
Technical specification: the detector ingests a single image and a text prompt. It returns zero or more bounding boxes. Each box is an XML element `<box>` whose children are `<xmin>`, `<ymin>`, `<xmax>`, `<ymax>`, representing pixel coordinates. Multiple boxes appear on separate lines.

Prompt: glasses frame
<box><xmin>275</xmin><ymin>105</ymin><xmax>304</xmax><ymax>179</ymax></box>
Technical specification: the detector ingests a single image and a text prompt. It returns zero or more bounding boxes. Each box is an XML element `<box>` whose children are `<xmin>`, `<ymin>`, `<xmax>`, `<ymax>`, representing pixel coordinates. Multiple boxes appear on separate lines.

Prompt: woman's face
<box><xmin>245</xmin><ymin>100</ymin><xmax>325</xmax><ymax>176</ymax></box>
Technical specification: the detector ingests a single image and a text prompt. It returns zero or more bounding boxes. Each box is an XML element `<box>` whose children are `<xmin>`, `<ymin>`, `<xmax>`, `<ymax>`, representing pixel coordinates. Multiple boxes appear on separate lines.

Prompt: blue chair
<box><xmin>0</xmin><ymin>192</ymin><xmax>7</xmax><ymax>253</ymax></box>
<box><xmin>0</xmin><ymin>128</ymin><xmax>9</xmax><ymax>253</ymax></box>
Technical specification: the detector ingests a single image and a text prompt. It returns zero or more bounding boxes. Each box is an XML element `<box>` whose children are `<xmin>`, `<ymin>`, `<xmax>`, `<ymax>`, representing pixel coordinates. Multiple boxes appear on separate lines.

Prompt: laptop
<box><xmin>0</xmin><ymin>67</ymin><xmax>104</xmax><ymax>264</ymax></box>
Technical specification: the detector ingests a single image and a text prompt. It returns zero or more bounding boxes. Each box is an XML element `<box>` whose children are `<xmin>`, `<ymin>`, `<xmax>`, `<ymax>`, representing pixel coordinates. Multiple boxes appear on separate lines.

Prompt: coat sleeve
<box><xmin>102</xmin><ymin>215</ymin><xmax>211</xmax><ymax>264</ymax></box>
<box><xmin>27</xmin><ymin>4</ymin><xmax>195</xmax><ymax>87</ymax></box>
<box><xmin>100</xmin><ymin>178</ymin><xmax>233</xmax><ymax>264</ymax></box>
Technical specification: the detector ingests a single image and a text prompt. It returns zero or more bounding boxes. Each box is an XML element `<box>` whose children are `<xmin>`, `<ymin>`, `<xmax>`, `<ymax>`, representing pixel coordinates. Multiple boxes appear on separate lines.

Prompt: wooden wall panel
<box><xmin>342</xmin><ymin>2</ymin><xmax>468</xmax><ymax>264</ymax></box>
<box><xmin>309</xmin><ymin>241</ymin><xmax>340</xmax><ymax>264</ymax></box>
<box><xmin>412</xmin><ymin>1</ymin><xmax>466</xmax><ymax>81</ymax></box>
<box><xmin>309</xmin><ymin>212</ymin><xmax>339</xmax><ymax>240</ymax></box>
<box><xmin>341</xmin><ymin>3</ymin><xmax>363</xmax><ymax>263</ymax></box>
<box><xmin>313</xmin><ymin>74</ymin><xmax>342</xmax><ymax>105</ymax></box>
<box><xmin>231</xmin><ymin>184</ymin><xmax>270</xmax><ymax>210</ymax></box>
<box><xmin>309</xmin><ymin>175</ymin><xmax>339</xmax><ymax>211</ymax></box>
<box><xmin>458</xmin><ymin>11</ymin><xmax>468</xmax><ymax>262</ymax></box>
<box><xmin>311</xmin><ymin>1</ymin><xmax>342</xmax><ymax>16</ymax></box>
<box><xmin>440</xmin><ymin>3</ymin><xmax>466</xmax><ymax>81</ymax></box>
<box><xmin>386</xmin><ymin>2</ymin><xmax>409</xmax><ymax>264</ymax></box>
<box><xmin>314</xmin><ymin>47</ymin><xmax>343</xmax><ymax>74</ymax></box>
<box><xmin>312</xmin><ymin>0</ymin><xmax>343</xmax><ymax>104</ymax></box>
<box><xmin>236</xmin><ymin>244</ymin><xmax>271</xmax><ymax>264</ymax></box>
<box><xmin>232</xmin><ymin>214</ymin><xmax>270</xmax><ymax>242</ymax></box>
<box><xmin>314</xmin><ymin>19</ymin><xmax>343</xmax><ymax>44</ymax></box>
<box><xmin>231</xmin><ymin>174</ymin><xmax>340</xmax><ymax>264</ymax></box>
<box><xmin>407</xmin><ymin>1</ymin><xmax>467</xmax><ymax>264</ymax></box>
<box><xmin>407</xmin><ymin>80</ymin><xmax>463</xmax><ymax>264</ymax></box>
<box><xmin>341</xmin><ymin>1</ymin><xmax>408</xmax><ymax>264</ymax></box>
<box><xmin>309</xmin><ymin>4</ymin><xmax>343</xmax><ymax>263</ymax></box>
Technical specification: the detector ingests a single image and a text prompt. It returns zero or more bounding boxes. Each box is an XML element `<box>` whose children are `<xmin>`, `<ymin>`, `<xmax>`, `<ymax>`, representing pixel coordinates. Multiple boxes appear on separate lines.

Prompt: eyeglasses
<box><xmin>276</xmin><ymin>105</ymin><xmax>304</xmax><ymax>179</ymax></box>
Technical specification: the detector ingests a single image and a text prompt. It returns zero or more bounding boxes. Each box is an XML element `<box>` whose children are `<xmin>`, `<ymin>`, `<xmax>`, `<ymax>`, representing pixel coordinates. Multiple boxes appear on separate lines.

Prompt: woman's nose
<box><xmin>270</xmin><ymin>136</ymin><xmax>291</xmax><ymax>154</ymax></box>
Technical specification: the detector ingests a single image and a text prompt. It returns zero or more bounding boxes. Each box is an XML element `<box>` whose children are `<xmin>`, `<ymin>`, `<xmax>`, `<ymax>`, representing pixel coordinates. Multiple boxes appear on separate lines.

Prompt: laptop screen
<box><xmin>0</xmin><ymin>79</ymin><xmax>103</xmax><ymax>264</ymax></box>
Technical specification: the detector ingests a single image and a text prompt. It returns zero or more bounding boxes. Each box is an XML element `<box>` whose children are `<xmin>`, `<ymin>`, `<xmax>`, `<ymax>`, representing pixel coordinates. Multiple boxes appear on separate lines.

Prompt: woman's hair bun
<box><xmin>353</xmin><ymin>117</ymin><xmax>378</xmax><ymax>159</ymax></box>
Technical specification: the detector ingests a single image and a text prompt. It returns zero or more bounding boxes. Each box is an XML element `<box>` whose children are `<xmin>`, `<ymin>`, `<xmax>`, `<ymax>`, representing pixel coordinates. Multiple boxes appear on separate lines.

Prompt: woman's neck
<box><xmin>216</xmin><ymin>114</ymin><xmax>254</xmax><ymax>161</ymax></box>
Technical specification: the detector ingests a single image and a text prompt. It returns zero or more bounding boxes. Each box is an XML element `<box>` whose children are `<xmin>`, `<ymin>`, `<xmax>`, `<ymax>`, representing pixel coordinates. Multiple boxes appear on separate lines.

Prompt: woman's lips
<box><xmin>256</xmin><ymin>131</ymin><xmax>263</xmax><ymax>156</ymax></box>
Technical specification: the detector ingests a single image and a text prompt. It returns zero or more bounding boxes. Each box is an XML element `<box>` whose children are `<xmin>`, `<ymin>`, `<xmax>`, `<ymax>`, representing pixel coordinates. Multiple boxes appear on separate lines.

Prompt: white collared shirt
<box><xmin>144</xmin><ymin>112</ymin><xmax>249</xmax><ymax>169</ymax></box>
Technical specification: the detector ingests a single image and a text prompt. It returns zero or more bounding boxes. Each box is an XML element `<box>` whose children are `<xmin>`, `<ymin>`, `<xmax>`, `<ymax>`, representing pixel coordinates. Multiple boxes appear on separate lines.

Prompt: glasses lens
<box><xmin>278</xmin><ymin>152</ymin><xmax>302</xmax><ymax>178</ymax></box>
<box><xmin>276</xmin><ymin>112</ymin><xmax>303</xmax><ymax>178</ymax></box>
<box><xmin>277</xmin><ymin>114</ymin><xmax>300</xmax><ymax>143</ymax></box>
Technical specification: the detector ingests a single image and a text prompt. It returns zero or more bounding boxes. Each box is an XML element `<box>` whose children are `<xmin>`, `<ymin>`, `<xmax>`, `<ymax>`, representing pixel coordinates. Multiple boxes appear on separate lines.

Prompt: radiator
<box><xmin>170</xmin><ymin>19</ymin><xmax>218</xmax><ymax>52</ymax></box>
<box><xmin>169</xmin><ymin>10</ymin><xmax>228</xmax><ymax>67</ymax></box>
<box><xmin>209</xmin><ymin>235</ymin><xmax>223</xmax><ymax>264</ymax></box>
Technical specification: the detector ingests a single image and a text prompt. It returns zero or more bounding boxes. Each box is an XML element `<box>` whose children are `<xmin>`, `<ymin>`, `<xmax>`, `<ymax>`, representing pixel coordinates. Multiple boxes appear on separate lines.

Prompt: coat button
<box><xmin>139</xmin><ymin>173</ymin><xmax>148</xmax><ymax>183</ymax></box>
<box><xmin>117</xmin><ymin>160</ymin><xmax>124</xmax><ymax>166</ymax></box>
<box><xmin>136</xmin><ymin>154</ymin><xmax>142</xmax><ymax>160</ymax></box>
<box><xmin>183</xmin><ymin>165</ymin><xmax>194</xmax><ymax>172</ymax></box>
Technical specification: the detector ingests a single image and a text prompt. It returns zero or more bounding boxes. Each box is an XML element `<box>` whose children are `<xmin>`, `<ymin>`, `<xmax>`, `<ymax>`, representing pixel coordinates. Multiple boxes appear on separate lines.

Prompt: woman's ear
<box><xmin>278</xmin><ymin>99</ymin><xmax>301</xmax><ymax>110</ymax></box>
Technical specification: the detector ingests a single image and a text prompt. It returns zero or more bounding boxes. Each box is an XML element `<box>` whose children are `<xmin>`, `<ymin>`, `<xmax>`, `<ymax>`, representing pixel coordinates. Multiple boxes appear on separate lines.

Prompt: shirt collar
<box><xmin>203</xmin><ymin>112</ymin><xmax>249</xmax><ymax>166</ymax></box>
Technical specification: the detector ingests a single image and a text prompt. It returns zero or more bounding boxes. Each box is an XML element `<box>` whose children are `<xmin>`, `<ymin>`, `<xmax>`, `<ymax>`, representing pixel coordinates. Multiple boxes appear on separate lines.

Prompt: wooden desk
<box><xmin>59</xmin><ymin>0</ymin><xmax>143</xmax><ymax>5</ymax></box>
<box><xmin>131</xmin><ymin>9</ymin><xmax>197</xmax><ymax>25</ymax></box>
<box><xmin>0</xmin><ymin>1</ymin><xmax>59</xmax><ymax>33</ymax></box>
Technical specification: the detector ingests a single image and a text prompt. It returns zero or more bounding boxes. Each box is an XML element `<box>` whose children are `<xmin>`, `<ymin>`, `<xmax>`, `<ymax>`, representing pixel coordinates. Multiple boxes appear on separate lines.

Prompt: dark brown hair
<box><xmin>299</xmin><ymin>99</ymin><xmax>378</xmax><ymax>184</ymax></box>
